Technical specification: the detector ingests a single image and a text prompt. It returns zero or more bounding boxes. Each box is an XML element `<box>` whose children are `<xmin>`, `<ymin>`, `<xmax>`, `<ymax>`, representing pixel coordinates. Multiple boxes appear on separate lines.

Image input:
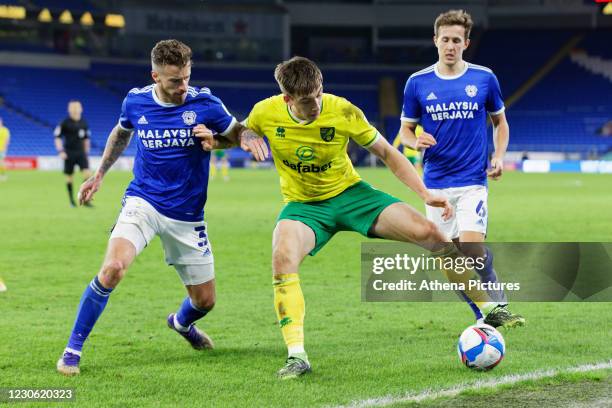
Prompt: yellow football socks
<box><xmin>273</xmin><ymin>273</ymin><xmax>305</xmax><ymax>355</ymax></box>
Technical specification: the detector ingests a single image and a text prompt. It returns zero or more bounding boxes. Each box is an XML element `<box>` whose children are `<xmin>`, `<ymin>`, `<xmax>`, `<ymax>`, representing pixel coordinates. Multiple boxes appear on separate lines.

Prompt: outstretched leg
<box><xmin>370</xmin><ymin>202</ymin><xmax>524</xmax><ymax>328</ymax></box>
<box><xmin>58</xmin><ymin>238</ymin><xmax>136</xmax><ymax>375</ymax></box>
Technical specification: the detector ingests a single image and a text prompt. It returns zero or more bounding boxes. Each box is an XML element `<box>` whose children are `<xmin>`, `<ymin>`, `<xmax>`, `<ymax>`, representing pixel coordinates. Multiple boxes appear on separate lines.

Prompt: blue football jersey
<box><xmin>401</xmin><ymin>63</ymin><xmax>505</xmax><ymax>189</ymax></box>
<box><xmin>118</xmin><ymin>84</ymin><xmax>236</xmax><ymax>222</ymax></box>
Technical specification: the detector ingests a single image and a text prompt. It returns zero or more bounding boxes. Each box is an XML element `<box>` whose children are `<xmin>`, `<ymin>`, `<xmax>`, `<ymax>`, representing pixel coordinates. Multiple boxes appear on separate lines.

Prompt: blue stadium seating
<box><xmin>2</xmin><ymin>29</ymin><xmax>611</xmax><ymax>158</ymax></box>
<box><xmin>0</xmin><ymin>66</ymin><xmax>129</xmax><ymax>155</ymax></box>
<box><xmin>1</xmin><ymin>62</ymin><xmax>381</xmax><ymax>156</ymax></box>
<box><xmin>505</xmin><ymin>30</ymin><xmax>612</xmax><ymax>154</ymax></box>
<box><xmin>89</xmin><ymin>62</ymin><xmax>383</xmax><ymax>121</ymax></box>
<box><xmin>472</xmin><ymin>29</ymin><xmax>575</xmax><ymax>97</ymax></box>
<box><xmin>387</xmin><ymin>30</ymin><xmax>612</xmax><ymax>155</ymax></box>
<box><xmin>0</xmin><ymin>106</ymin><xmax>51</xmax><ymax>156</ymax></box>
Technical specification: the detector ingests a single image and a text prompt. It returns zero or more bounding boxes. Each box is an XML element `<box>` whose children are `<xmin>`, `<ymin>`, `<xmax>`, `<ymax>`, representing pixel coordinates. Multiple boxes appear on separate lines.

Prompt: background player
<box><xmin>399</xmin><ymin>10</ymin><xmax>519</xmax><ymax>322</ymax></box>
<box><xmin>200</xmin><ymin>56</ymin><xmax>524</xmax><ymax>379</ymax></box>
<box><xmin>0</xmin><ymin>116</ymin><xmax>9</xmax><ymax>290</ymax></box>
<box><xmin>0</xmin><ymin>116</ymin><xmax>10</xmax><ymax>182</ymax></box>
<box><xmin>210</xmin><ymin>149</ymin><xmax>230</xmax><ymax>181</ymax></box>
<box><xmin>56</xmin><ymin>39</ymin><xmax>267</xmax><ymax>376</ymax></box>
<box><xmin>54</xmin><ymin>100</ymin><xmax>93</xmax><ymax>207</ymax></box>
<box><xmin>392</xmin><ymin>124</ymin><xmax>422</xmax><ymax>173</ymax></box>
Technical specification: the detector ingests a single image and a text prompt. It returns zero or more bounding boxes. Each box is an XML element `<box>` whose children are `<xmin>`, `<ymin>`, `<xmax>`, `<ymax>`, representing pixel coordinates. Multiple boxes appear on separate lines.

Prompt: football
<box><xmin>457</xmin><ymin>324</ymin><xmax>505</xmax><ymax>371</ymax></box>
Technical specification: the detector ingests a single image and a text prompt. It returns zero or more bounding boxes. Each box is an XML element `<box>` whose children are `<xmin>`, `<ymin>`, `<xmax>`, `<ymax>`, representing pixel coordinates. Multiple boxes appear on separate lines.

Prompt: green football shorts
<box><xmin>277</xmin><ymin>181</ymin><xmax>402</xmax><ymax>255</ymax></box>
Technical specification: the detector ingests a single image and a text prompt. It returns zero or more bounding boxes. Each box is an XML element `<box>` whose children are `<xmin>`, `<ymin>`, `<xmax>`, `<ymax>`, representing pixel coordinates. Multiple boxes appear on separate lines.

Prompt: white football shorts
<box><xmin>425</xmin><ymin>185</ymin><xmax>488</xmax><ymax>240</ymax></box>
<box><xmin>110</xmin><ymin>196</ymin><xmax>214</xmax><ymax>285</ymax></box>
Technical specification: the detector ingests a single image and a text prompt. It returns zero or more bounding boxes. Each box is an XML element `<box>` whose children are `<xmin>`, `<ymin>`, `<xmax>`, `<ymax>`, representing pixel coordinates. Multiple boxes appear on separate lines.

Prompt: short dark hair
<box><xmin>274</xmin><ymin>56</ymin><xmax>323</xmax><ymax>97</ymax></box>
<box><xmin>434</xmin><ymin>9</ymin><xmax>473</xmax><ymax>40</ymax></box>
<box><xmin>151</xmin><ymin>39</ymin><xmax>192</xmax><ymax>69</ymax></box>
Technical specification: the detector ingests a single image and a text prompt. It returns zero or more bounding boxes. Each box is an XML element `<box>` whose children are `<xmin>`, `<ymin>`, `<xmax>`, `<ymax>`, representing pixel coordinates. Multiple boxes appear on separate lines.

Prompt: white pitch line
<box><xmin>336</xmin><ymin>360</ymin><xmax>612</xmax><ymax>408</ymax></box>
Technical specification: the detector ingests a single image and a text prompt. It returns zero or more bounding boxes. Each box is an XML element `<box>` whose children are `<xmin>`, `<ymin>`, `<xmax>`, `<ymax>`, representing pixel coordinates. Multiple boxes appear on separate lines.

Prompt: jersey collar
<box><xmin>434</xmin><ymin>61</ymin><xmax>468</xmax><ymax>80</ymax></box>
<box><xmin>152</xmin><ymin>85</ymin><xmax>181</xmax><ymax>107</ymax></box>
<box><xmin>286</xmin><ymin>100</ymin><xmax>324</xmax><ymax>125</ymax></box>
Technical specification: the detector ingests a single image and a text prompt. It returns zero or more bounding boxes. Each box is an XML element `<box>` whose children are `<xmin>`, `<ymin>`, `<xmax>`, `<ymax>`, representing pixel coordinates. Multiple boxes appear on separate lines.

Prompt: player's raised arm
<box><xmin>78</xmin><ymin>124</ymin><xmax>132</xmax><ymax>205</ymax></box>
<box><xmin>367</xmin><ymin>136</ymin><xmax>453</xmax><ymax>220</ymax></box>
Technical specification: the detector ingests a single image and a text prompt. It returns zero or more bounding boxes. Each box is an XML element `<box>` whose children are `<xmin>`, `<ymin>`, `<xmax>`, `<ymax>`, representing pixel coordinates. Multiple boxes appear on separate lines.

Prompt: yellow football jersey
<box><xmin>246</xmin><ymin>93</ymin><xmax>381</xmax><ymax>203</ymax></box>
<box><xmin>0</xmin><ymin>127</ymin><xmax>9</xmax><ymax>151</ymax></box>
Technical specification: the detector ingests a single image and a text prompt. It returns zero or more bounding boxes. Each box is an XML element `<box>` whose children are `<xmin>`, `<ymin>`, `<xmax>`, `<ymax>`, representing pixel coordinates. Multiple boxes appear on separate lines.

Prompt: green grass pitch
<box><xmin>0</xmin><ymin>169</ymin><xmax>610</xmax><ymax>407</ymax></box>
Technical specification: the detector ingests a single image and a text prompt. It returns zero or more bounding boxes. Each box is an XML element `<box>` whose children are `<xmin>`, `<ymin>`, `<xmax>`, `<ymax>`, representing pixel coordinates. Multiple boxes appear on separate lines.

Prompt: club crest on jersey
<box><xmin>182</xmin><ymin>111</ymin><xmax>197</xmax><ymax>126</ymax></box>
<box><xmin>320</xmin><ymin>127</ymin><xmax>335</xmax><ymax>142</ymax></box>
<box><xmin>465</xmin><ymin>85</ymin><xmax>478</xmax><ymax>98</ymax></box>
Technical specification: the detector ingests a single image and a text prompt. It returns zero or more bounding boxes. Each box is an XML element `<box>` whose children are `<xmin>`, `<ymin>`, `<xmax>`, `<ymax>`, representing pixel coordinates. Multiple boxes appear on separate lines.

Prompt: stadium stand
<box><xmin>504</xmin><ymin>30</ymin><xmax>612</xmax><ymax>154</ymax></box>
<box><xmin>384</xmin><ymin>30</ymin><xmax>612</xmax><ymax>156</ymax></box>
<box><xmin>0</xmin><ymin>106</ymin><xmax>50</xmax><ymax>156</ymax></box>
<box><xmin>0</xmin><ymin>61</ymin><xmax>384</xmax><ymax>157</ymax></box>
<box><xmin>1</xmin><ymin>29</ymin><xmax>611</xmax><ymax>158</ymax></box>
<box><xmin>0</xmin><ymin>66</ymin><xmax>128</xmax><ymax>156</ymax></box>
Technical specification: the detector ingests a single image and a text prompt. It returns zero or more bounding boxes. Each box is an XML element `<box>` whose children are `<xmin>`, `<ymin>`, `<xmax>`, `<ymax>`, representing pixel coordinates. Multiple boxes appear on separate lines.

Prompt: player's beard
<box><xmin>173</xmin><ymin>93</ymin><xmax>187</xmax><ymax>104</ymax></box>
<box><xmin>169</xmin><ymin>89</ymin><xmax>187</xmax><ymax>104</ymax></box>
<box><xmin>158</xmin><ymin>84</ymin><xmax>186</xmax><ymax>105</ymax></box>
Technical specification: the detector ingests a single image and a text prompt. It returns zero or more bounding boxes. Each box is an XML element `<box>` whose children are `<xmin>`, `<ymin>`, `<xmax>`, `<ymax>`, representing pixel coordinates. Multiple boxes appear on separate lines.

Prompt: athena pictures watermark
<box><xmin>361</xmin><ymin>242</ymin><xmax>612</xmax><ymax>302</ymax></box>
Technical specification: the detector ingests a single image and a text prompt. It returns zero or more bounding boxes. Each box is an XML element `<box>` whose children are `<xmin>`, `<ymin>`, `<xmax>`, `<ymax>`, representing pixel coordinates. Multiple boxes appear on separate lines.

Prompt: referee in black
<box><xmin>54</xmin><ymin>100</ymin><xmax>93</xmax><ymax>207</ymax></box>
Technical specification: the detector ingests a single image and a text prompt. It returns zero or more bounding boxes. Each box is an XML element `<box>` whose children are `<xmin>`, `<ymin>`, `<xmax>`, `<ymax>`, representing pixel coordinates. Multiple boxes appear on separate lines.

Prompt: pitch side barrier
<box><xmin>5</xmin><ymin>157</ymin><xmax>612</xmax><ymax>173</ymax></box>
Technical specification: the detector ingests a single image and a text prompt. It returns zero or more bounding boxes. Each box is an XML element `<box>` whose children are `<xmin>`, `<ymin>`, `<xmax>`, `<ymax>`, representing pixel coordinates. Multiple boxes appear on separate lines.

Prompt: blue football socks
<box><xmin>174</xmin><ymin>297</ymin><xmax>209</xmax><ymax>331</ymax></box>
<box><xmin>65</xmin><ymin>276</ymin><xmax>113</xmax><ymax>354</ymax></box>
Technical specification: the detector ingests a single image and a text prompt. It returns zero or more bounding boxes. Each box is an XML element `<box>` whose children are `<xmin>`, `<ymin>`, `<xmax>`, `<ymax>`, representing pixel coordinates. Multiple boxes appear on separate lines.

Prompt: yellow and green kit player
<box><xmin>202</xmin><ymin>57</ymin><xmax>524</xmax><ymax>379</ymax></box>
<box><xmin>210</xmin><ymin>149</ymin><xmax>230</xmax><ymax>181</ymax></box>
<box><xmin>0</xmin><ymin>116</ymin><xmax>10</xmax><ymax>182</ymax></box>
<box><xmin>393</xmin><ymin>125</ymin><xmax>422</xmax><ymax>171</ymax></box>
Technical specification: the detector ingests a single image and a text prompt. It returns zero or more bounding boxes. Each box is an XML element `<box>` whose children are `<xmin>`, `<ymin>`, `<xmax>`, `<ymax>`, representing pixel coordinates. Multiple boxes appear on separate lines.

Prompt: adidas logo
<box><xmin>137</xmin><ymin>115</ymin><xmax>148</xmax><ymax>125</ymax></box>
<box><xmin>426</xmin><ymin>92</ymin><xmax>437</xmax><ymax>100</ymax></box>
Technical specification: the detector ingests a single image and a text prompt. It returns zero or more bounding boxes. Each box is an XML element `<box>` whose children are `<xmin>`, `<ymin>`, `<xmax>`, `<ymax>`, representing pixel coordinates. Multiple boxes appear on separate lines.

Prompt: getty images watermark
<box><xmin>361</xmin><ymin>242</ymin><xmax>612</xmax><ymax>302</ymax></box>
<box><xmin>371</xmin><ymin>252</ymin><xmax>520</xmax><ymax>293</ymax></box>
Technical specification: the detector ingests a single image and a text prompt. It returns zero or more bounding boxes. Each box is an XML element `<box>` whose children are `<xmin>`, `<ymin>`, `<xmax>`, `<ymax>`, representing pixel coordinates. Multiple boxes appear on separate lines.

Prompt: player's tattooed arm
<box><xmin>97</xmin><ymin>125</ymin><xmax>133</xmax><ymax>176</ymax></box>
<box><xmin>77</xmin><ymin>125</ymin><xmax>132</xmax><ymax>205</ymax></box>
<box><xmin>238</xmin><ymin>126</ymin><xmax>269</xmax><ymax>161</ymax></box>
<box><xmin>194</xmin><ymin>123</ymin><xmax>268</xmax><ymax>161</ymax></box>
<box><xmin>212</xmin><ymin>134</ymin><xmax>235</xmax><ymax>149</ymax></box>
<box><xmin>225</xmin><ymin>123</ymin><xmax>269</xmax><ymax>161</ymax></box>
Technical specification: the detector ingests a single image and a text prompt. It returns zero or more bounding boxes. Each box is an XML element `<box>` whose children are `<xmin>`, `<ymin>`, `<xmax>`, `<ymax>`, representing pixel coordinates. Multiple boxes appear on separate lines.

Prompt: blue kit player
<box><xmin>57</xmin><ymin>39</ymin><xmax>268</xmax><ymax>375</ymax></box>
<box><xmin>399</xmin><ymin>10</ymin><xmax>524</xmax><ymax>328</ymax></box>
